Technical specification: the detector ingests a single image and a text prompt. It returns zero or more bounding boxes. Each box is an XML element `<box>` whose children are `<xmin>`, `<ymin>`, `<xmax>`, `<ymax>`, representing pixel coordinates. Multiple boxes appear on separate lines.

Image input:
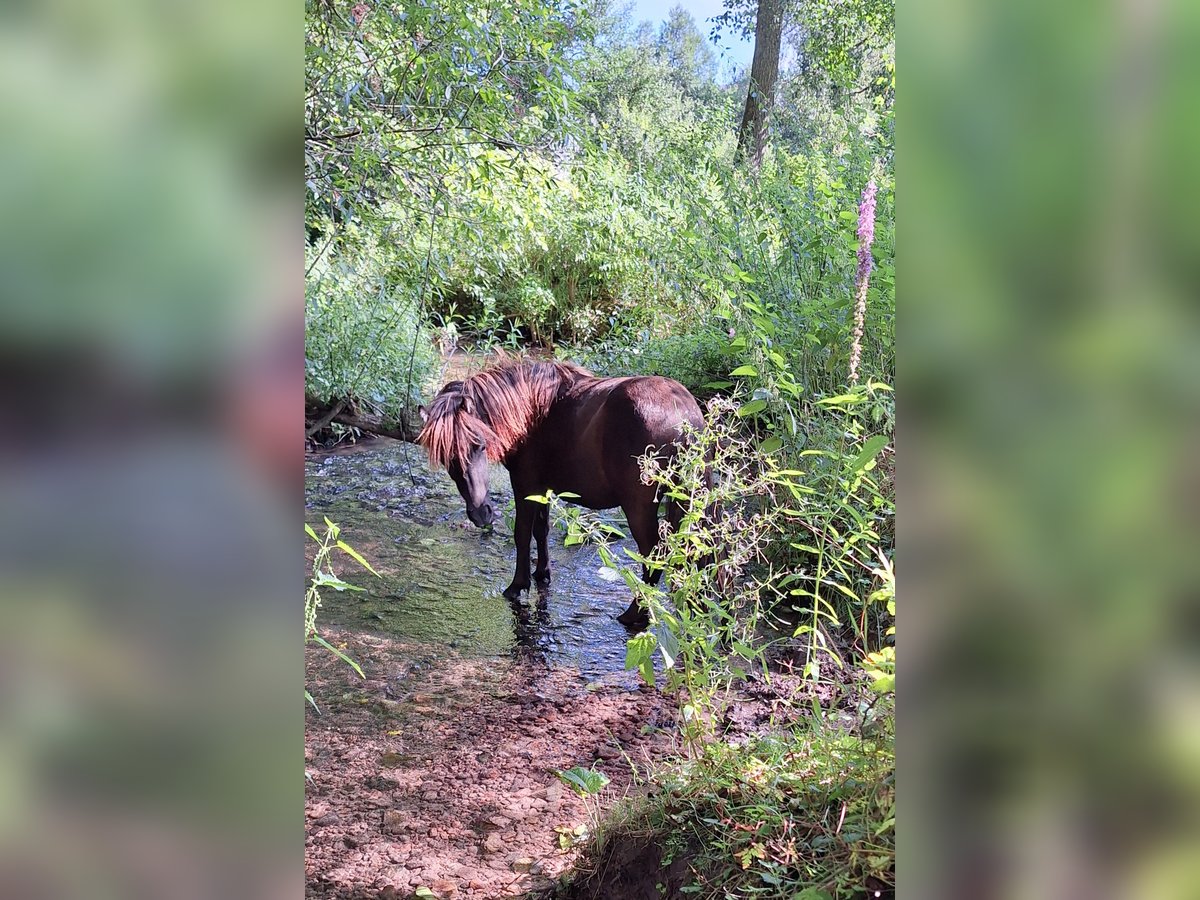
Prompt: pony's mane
<box><xmin>418</xmin><ymin>358</ymin><xmax>592</xmax><ymax>469</ymax></box>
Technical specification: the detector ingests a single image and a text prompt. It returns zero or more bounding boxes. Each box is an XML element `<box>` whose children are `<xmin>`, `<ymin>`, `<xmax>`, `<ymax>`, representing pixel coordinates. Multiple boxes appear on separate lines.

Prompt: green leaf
<box><xmin>555</xmin><ymin>766</ymin><xmax>610</xmax><ymax>797</ymax></box>
<box><xmin>737</xmin><ymin>399</ymin><xmax>767</xmax><ymax>417</ymax></box>
<box><xmin>310</xmin><ymin>634</ymin><xmax>365</xmax><ymax>678</ymax></box>
<box><xmin>760</xmin><ymin>436</ymin><xmax>782</xmax><ymax>453</ymax></box>
<box><xmin>337</xmin><ymin>541</ymin><xmax>380</xmax><ymax>576</ymax></box>
<box><xmin>305</xmin><ymin>523</ymin><xmax>320</xmax><ymax>542</ymax></box>
<box><xmin>654</xmin><ymin>623</ymin><xmax>680</xmax><ymax>669</ymax></box>
<box><xmin>625</xmin><ymin>631</ymin><xmax>657</xmax><ymax>684</ymax></box>
<box><xmin>729</xmin><ymin>364</ymin><xmax>758</xmax><ymax>377</ymax></box>
<box><xmin>817</xmin><ymin>393</ymin><xmax>865</xmax><ymax>407</ymax></box>
<box><xmin>597</xmin><ymin>566</ymin><xmax>620</xmax><ymax>581</ymax></box>
<box><xmin>848</xmin><ymin>435</ymin><xmax>888</xmax><ymax>472</ymax></box>
<box><xmin>312</xmin><ymin>571</ymin><xmax>365</xmax><ymax>592</ymax></box>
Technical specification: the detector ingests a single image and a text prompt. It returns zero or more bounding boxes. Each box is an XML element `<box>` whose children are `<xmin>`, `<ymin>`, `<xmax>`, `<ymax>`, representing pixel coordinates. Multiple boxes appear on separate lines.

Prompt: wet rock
<box><xmin>429</xmin><ymin>878</ymin><xmax>459</xmax><ymax>897</ymax></box>
<box><xmin>512</xmin><ymin>857</ymin><xmax>542</xmax><ymax>874</ymax></box>
<box><xmin>382</xmin><ymin>810</ymin><xmax>405</xmax><ymax>834</ymax></box>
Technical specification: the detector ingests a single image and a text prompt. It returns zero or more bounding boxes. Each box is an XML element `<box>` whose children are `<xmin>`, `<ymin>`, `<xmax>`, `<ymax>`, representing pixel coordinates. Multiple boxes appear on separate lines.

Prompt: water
<box><xmin>305</xmin><ymin>440</ymin><xmax>646</xmax><ymax>686</ymax></box>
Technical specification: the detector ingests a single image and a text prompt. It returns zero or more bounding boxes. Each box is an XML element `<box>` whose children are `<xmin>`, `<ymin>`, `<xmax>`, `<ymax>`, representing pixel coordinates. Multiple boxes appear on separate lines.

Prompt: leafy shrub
<box><xmin>573</xmin><ymin>723</ymin><xmax>894</xmax><ymax>899</ymax></box>
<box><xmin>576</xmin><ymin>323</ymin><xmax>734</xmax><ymax>397</ymax></box>
<box><xmin>305</xmin><ymin>235</ymin><xmax>437</xmax><ymax>427</ymax></box>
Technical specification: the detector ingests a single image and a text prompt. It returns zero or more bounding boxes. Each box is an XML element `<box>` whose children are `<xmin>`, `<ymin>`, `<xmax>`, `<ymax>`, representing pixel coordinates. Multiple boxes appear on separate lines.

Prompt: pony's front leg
<box><xmin>533</xmin><ymin>502</ymin><xmax>552</xmax><ymax>585</ymax></box>
<box><xmin>503</xmin><ymin>499</ymin><xmax>535</xmax><ymax>599</ymax></box>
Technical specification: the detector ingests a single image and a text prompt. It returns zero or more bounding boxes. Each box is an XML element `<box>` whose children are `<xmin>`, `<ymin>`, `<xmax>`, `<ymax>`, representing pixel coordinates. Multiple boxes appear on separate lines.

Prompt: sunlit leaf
<box><xmin>337</xmin><ymin>541</ymin><xmax>380</xmax><ymax>576</ymax></box>
<box><xmin>848</xmin><ymin>435</ymin><xmax>889</xmax><ymax>472</ymax></box>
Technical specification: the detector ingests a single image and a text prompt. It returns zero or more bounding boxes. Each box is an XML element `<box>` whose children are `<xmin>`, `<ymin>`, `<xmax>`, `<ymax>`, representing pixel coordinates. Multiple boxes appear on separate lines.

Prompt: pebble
<box><xmin>483</xmin><ymin>833</ymin><xmax>505</xmax><ymax>853</ymax></box>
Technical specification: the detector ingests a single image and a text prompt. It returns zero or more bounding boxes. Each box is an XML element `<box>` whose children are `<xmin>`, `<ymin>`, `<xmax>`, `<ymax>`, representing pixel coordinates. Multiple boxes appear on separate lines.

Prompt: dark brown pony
<box><xmin>418</xmin><ymin>358</ymin><xmax>704</xmax><ymax>626</ymax></box>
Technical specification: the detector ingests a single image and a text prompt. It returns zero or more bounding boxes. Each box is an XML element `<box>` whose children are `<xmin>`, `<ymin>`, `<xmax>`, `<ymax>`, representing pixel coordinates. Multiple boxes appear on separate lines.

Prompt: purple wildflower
<box><xmin>849</xmin><ymin>178</ymin><xmax>878</xmax><ymax>384</ymax></box>
<box><xmin>857</xmin><ymin>180</ymin><xmax>878</xmax><ymax>277</ymax></box>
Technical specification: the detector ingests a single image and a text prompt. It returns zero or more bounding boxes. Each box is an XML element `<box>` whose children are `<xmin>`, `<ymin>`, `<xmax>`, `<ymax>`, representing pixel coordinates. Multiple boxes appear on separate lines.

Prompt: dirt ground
<box><xmin>305</xmin><ymin>625</ymin><xmax>685</xmax><ymax>900</ymax></box>
<box><xmin>304</xmin><ymin>623</ymin><xmax>821</xmax><ymax>899</ymax></box>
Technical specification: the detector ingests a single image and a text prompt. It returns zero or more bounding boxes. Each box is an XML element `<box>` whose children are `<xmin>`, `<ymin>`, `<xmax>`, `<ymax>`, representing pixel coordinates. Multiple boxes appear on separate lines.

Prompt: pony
<box><xmin>418</xmin><ymin>357</ymin><xmax>705</xmax><ymax>627</ymax></box>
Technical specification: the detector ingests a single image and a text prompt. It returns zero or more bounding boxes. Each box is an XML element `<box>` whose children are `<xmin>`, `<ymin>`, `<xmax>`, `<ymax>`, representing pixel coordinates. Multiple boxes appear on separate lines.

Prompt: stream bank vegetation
<box><xmin>306</xmin><ymin>0</ymin><xmax>893</xmax><ymax>895</ymax></box>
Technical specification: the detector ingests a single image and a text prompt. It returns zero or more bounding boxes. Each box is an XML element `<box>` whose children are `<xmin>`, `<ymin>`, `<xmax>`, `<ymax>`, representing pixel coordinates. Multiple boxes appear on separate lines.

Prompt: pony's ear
<box><xmin>417</xmin><ymin>405</ymin><xmax>428</xmax><ymax>423</ymax></box>
<box><xmin>460</xmin><ymin>395</ymin><xmax>476</xmax><ymax>416</ymax></box>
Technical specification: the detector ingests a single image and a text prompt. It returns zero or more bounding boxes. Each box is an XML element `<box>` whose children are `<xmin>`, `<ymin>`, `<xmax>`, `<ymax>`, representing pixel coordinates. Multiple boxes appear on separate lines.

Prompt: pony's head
<box><xmin>418</xmin><ymin>359</ymin><xmax>589</xmax><ymax>528</ymax></box>
<box><xmin>418</xmin><ymin>381</ymin><xmax>499</xmax><ymax>527</ymax></box>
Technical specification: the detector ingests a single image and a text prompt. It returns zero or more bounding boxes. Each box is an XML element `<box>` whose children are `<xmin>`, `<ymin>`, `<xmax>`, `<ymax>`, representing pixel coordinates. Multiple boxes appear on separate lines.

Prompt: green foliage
<box><xmin>582</xmin><ymin>723</ymin><xmax>894</xmax><ymax>898</ymax></box>
<box><xmin>305</xmin><ymin>518</ymin><xmax>377</xmax><ymax>710</ymax></box>
<box><xmin>305</xmin><ymin>0</ymin><xmax>582</xmax><ymax>227</ymax></box>
<box><xmin>305</xmin><ymin>232</ymin><xmax>438</xmax><ymax>427</ymax></box>
<box><xmin>579</xmin><ymin>323</ymin><xmax>734</xmax><ymax>397</ymax></box>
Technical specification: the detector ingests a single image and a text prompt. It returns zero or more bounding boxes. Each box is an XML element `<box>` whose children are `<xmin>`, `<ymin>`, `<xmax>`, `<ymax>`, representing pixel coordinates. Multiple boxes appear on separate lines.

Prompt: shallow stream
<box><xmin>305</xmin><ymin>439</ymin><xmax>646</xmax><ymax>688</ymax></box>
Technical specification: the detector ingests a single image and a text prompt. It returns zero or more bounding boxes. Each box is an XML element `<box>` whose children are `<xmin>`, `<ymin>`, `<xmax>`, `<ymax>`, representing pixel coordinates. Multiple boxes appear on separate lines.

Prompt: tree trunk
<box><xmin>736</xmin><ymin>0</ymin><xmax>784</xmax><ymax>170</ymax></box>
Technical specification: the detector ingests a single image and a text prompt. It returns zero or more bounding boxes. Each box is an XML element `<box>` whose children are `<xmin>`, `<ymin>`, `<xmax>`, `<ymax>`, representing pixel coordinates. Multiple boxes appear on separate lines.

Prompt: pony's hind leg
<box><xmin>533</xmin><ymin>502</ymin><xmax>552</xmax><ymax>585</ymax></box>
<box><xmin>615</xmin><ymin>499</ymin><xmax>661</xmax><ymax>628</ymax></box>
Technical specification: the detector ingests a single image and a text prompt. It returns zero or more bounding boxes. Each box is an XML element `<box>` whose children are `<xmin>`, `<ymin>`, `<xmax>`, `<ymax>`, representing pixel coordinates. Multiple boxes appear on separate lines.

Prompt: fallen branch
<box><xmin>305</xmin><ymin>396</ymin><xmax>418</xmax><ymax>443</ymax></box>
<box><xmin>304</xmin><ymin>398</ymin><xmax>347</xmax><ymax>439</ymax></box>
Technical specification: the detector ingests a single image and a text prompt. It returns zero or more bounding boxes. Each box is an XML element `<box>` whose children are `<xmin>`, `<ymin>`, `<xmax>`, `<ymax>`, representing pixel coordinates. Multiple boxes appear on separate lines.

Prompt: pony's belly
<box><xmin>569</xmin><ymin>489</ymin><xmax>619</xmax><ymax>511</ymax></box>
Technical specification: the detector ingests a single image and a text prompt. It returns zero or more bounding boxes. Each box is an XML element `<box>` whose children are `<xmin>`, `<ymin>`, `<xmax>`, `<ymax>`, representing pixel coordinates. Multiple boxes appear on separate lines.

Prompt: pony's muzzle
<box><xmin>468</xmin><ymin>501</ymin><xmax>495</xmax><ymax>528</ymax></box>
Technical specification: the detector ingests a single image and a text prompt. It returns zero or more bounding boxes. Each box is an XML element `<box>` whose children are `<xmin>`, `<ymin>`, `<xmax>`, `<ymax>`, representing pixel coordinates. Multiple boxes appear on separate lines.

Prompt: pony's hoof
<box><xmin>503</xmin><ymin>583</ymin><xmax>529</xmax><ymax>600</ymax></box>
<box><xmin>534</xmin><ymin>569</ymin><xmax>551</xmax><ymax>586</ymax></box>
<box><xmin>616</xmin><ymin>606</ymin><xmax>649</xmax><ymax>629</ymax></box>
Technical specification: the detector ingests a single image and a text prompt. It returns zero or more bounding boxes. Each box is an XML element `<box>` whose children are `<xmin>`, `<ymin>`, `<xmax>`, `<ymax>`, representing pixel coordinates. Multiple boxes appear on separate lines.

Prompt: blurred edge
<box><xmin>0</xmin><ymin>0</ymin><xmax>299</xmax><ymax>898</ymax></box>
<box><xmin>904</xmin><ymin>0</ymin><xmax>1200</xmax><ymax>898</ymax></box>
